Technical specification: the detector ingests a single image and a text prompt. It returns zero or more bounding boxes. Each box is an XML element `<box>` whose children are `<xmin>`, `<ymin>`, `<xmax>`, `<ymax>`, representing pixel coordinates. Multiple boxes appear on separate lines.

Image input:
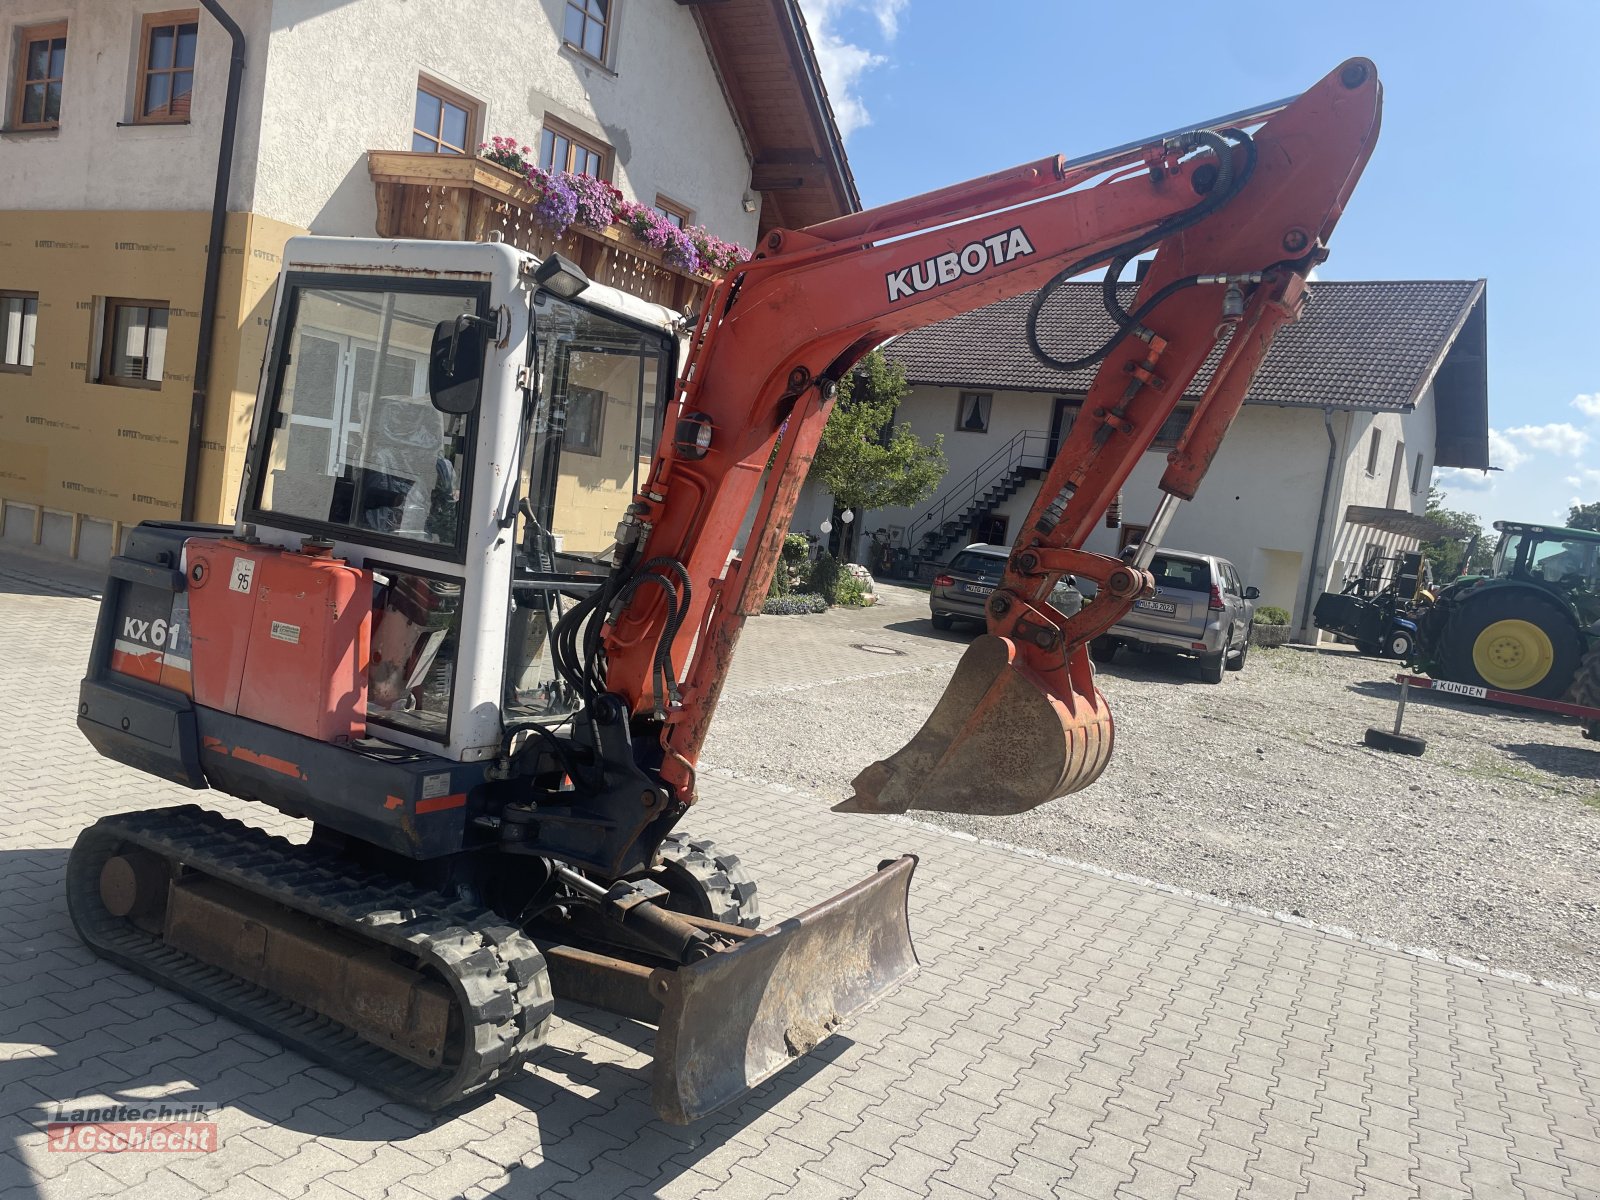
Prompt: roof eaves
<box><xmin>778</xmin><ymin>0</ymin><xmax>861</xmax><ymax>215</ymax></box>
<box><xmin>1400</xmin><ymin>278</ymin><xmax>1487</xmax><ymax>410</ymax></box>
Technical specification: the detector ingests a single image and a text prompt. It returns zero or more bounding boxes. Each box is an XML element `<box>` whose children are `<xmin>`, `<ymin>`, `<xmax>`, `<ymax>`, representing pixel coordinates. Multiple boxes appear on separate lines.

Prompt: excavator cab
<box><xmin>69</xmin><ymin>58</ymin><xmax>1381</xmax><ymax>1123</ymax></box>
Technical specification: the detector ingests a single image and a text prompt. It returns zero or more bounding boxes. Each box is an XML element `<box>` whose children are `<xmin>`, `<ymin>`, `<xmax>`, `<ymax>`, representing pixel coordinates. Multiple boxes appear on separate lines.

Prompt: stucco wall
<box><xmin>253</xmin><ymin>0</ymin><xmax>759</xmax><ymax>244</ymax></box>
<box><xmin>0</xmin><ymin>1</ymin><xmax>271</xmax><ymax>212</ymax></box>
<box><xmin>801</xmin><ymin>382</ymin><xmax>1443</xmax><ymax>630</ymax></box>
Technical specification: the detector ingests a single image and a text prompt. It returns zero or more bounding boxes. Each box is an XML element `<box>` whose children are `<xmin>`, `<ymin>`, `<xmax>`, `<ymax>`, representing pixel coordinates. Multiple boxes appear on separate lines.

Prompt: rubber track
<box><xmin>67</xmin><ymin>805</ymin><xmax>553</xmax><ymax>1111</ymax></box>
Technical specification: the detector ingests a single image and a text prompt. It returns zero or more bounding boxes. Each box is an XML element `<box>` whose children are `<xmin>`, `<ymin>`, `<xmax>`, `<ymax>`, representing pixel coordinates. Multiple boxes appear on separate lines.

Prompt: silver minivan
<box><xmin>1089</xmin><ymin>548</ymin><xmax>1258</xmax><ymax>683</ymax></box>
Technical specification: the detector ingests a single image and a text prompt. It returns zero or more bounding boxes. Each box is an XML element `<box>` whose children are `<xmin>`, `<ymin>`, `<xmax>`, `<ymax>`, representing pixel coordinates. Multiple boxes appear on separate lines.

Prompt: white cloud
<box><xmin>1501</xmin><ymin>422</ymin><xmax>1590</xmax><ymax>458</ymax></box>
<box><xmin>1434</xmin><ymin>466</ymin><xmax>1496</xmax><ymax>493</ymax></box>
<box><xmin>1573</xmin><ymin>393</ymin><xmax>1600</xmax><ymax>419</ymax></box>
<box><xmin>798</xmin><ymin>0</ymin><xmax>909</xmax><ymax>139</ymax></box>
<box><xmin>1487</xmin><ymin>428</ymin><xmax>1528</xmax><ymax>471</ymax></box>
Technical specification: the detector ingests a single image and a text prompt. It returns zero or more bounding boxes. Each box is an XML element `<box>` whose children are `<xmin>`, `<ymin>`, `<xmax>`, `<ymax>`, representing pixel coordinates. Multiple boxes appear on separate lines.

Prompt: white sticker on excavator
<box><xmin>229</xmin><ymin>556</ymin><xmax>256</xmax><ymax>594</ymax></box>
<box><xmin>885</xmin><ymin>226</ymin><xmax>1035</xmax><ymax>303</ymax></box>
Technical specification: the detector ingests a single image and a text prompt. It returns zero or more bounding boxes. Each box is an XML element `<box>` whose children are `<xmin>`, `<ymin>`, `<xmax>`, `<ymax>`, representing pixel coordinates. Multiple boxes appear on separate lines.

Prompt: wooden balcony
<box><xmin>367</xmin><ymin>150</ymin><xmax>718</xmax><ymax>313</ymax></box>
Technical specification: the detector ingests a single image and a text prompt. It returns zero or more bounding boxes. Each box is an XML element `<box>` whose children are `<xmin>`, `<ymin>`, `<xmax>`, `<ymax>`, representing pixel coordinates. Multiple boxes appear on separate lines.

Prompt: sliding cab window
<box><xmin>254</xmin><ymin>282</ymin><xmax>482</xmax><ymax>557</ymax></box>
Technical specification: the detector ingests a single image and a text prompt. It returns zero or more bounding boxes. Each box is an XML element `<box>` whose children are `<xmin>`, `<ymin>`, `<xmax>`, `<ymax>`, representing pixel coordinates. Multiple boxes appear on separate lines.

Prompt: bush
<box><xmin>1255</xmin><ymin>605</ymin><xmax>1291</xmax><ymax>626</ymax></box>
<box><xmin>768</xmin><ymin>533</ymin><xmax>814</xmax><ymax>600</ymax></box>
<box><xmin>835</xmin><ymin>574</ymin><xmax>867</xmax><ymax>607</ymax></box>
<box><xmin>809</xmin><ymin>551</ymin><xmax>843</xmax><ymax>602</ymax></box>
<box><xmin>762</xmin><ymin>593</ymin><xmax>828</xmax><ymax>615</ymax></box>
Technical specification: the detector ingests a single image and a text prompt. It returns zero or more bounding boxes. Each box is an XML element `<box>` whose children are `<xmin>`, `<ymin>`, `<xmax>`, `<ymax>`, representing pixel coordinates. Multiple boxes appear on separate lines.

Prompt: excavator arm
<box><xmin>593</xmin><ymin>59</ymin><xmax>1381</xmax><ymax>816</ymax></box>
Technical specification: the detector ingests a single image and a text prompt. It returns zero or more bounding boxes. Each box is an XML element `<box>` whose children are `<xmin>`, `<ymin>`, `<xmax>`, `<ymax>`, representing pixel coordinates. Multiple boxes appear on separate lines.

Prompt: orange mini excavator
<box><xmin>71</xmin><ymin>61</ymin><xmax>1381</xmax><ymax>1122</ymax></box>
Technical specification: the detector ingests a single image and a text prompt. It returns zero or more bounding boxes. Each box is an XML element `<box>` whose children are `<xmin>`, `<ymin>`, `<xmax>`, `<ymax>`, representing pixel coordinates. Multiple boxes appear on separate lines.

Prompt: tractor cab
<box><xmin>1490</xmin><ymin>522</ymin><xmax>1600</xmax><ymax>630</ymax></box>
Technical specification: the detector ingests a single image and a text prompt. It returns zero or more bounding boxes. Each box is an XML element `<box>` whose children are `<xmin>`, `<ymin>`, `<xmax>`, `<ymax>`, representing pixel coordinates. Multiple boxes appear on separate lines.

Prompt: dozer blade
<box><xmin>650</xmin><ymin>853</ymin><xmax>917</xmax><ymax>1124</ymax></box>
<box><xmin>836</xmin><ymin>634</ymin><xmax>1113</xmax><ymax>816</ymax></box>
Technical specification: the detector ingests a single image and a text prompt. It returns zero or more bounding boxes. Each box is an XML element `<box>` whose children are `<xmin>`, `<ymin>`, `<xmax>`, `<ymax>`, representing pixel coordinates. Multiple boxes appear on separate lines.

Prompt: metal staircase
<box><xmin>906</xmin><ymin>430</ymin><xmax>1051</xmax><ymax>570</ymax></box>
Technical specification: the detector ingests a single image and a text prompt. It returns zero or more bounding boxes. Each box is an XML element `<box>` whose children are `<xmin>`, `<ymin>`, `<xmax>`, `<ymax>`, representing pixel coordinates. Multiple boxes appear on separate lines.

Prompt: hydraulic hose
<box><xmin>1026</xmin><ymin>127</ymin><xmax>1257</xmax><ymax>374</ymax></box>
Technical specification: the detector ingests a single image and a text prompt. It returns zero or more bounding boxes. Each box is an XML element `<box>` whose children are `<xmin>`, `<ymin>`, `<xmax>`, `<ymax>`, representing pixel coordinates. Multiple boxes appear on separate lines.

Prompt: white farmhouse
<box><xmin>796</xmin><ymin>280</ymin><xmax>1489</xmax><ymax>640</ymax></box>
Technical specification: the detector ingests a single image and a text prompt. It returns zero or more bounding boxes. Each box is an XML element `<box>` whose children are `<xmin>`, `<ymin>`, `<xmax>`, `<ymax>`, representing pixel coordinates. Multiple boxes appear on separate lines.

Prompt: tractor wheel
<box><xmin>1385</xmin><ymin>628</ymin><xmax>1414</xmax><ymax>660</ymax></box>
<box><xmin>651</xmin><ymin>832</ymin><xmax>761</xmax><ymax>928</ymax></box>
<box><xmin>1437</xmin><ymin>590</ymin><xmax>1583</xmax><ymax>699</ymax></box>
<box><xmin>1569</xmin><ymin>644</ymin><xmax>1600</xmax><ymax>741</ymax></box>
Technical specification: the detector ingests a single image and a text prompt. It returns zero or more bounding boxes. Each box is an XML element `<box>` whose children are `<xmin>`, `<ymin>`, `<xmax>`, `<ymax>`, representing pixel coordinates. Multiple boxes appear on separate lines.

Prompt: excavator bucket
<box><xmin>837</xmin><ymin>635</ymin><xmax>1113</xmax><ymax>815</ymax></box>
<box><xmin>650</xmin><ymin>853</ymin><xmax>918</xmax><ymax>1123</ymax></box>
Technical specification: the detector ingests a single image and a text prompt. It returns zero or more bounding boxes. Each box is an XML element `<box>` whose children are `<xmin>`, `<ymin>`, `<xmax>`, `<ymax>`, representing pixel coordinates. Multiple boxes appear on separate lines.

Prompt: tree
<box><xmin>1569</xmin><ymin>502</ymin><xmax>1600</xmax><ymax>532</ymax></box>
<box><xmin>808</xmin><ymin>349</ymin><xmax>947</xmax><ymax>555</ymax></box>
<box><xmin>1420</xmin><ymin>486</ymin><xmax>1486</xmax><ymax>579</ymax></box>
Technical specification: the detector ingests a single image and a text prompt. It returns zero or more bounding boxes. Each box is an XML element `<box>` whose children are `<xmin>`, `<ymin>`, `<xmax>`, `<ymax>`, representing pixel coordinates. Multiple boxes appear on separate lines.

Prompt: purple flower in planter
<box><xmin>531</xmin><ymin>173</ymin><xmax>578</xmax><ymax>233</ymax></box>
<box><xmin>568</xmin><ymin>172</ymin><xmax>622</xmax><ymax>230</ymax></box>
<box><xmin>661</xmin><ymin>226</ymin><xmax>700</xmax><ymax>274</ymax></box>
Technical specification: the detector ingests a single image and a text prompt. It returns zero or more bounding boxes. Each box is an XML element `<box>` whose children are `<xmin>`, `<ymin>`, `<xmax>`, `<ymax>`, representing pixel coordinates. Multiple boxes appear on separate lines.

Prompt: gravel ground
<box><xmin>702</xmin><ymin>581</ymin><xmax>1600</xmax><ymax>993</ymax></box>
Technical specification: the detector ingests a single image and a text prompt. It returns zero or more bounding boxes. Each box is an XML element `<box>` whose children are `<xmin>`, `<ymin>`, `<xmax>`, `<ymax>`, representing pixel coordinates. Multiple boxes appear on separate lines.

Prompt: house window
<box><xmin>1365</xmin><ymin>428</ymin><xmax>1382</xmax><ymax>476</ymax></box>
<box><xmin>1151</xmin><ymin>405</ymin><xmax>1193</xmax><ymax>450</ymax></box>
<box><xmin>1387</xmin><ymin>440</ymin><xmax>1406</xmax><ymax>507</ymax></box>
<box><xmin>539</xmin><ymin>117</ymin><xmax>609</xmax><ymax>178</ymax></box>
<box><xmin>134</xmin><ymin>11</ymin><xmax>198</xmax><ymax>124</ymax></box>
<box><xmin>563</xmin><ymin>0</ymin><xmax>611</xmax><ymax>63</ymax></box>
<box><xmin>956</xmin><ymin>392</ymin><xmax>991</xmax><ymax>434</ymax></box>
<box><xmin>99</xmin><ymin>300</ymin><xmax>169</xmax><ymax>388</ymax></box>
<box><xmin>12</xmin><ymin>21</ymin><xmax>67</xmax><ymax>129</ymax></box>
<box><xmin>1412</xmin><ymin>451</ymin><xmax>1425</xmax><ymax>493</ymax></box>
<box><xmin>412</xmin><ymin>78</ymin><xmax>478</xmax><ymax>154</ymax></box>
<box><xmin>653</xmin><ymin>196</ymin><xmax>692</xmax><ymax>229</ymax></box>
<box><xmin>562</xmin><ymin>385</ymin><xmax>605</xmax><ymax>456</ymax></box>
<box><xmin>1</xmin><ymin>292</ymin><xmax>38</xmax><ymax>373</ymax></box>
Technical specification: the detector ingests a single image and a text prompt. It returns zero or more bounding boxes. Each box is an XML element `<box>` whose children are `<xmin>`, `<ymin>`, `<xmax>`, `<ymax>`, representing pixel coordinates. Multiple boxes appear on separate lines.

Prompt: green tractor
<box><xmin>1413</xmin><ymin>521</ymin><xmax>1600</xmax><ymax>701</ymax></box>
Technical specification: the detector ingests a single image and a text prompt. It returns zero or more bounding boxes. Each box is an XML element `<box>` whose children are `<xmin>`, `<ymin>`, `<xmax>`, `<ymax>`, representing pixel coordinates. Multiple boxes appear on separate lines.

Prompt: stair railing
<box><xmin>906</xmin><ymin>430</ymin><xmax>1051</xmax><ymax>560</ymax></box>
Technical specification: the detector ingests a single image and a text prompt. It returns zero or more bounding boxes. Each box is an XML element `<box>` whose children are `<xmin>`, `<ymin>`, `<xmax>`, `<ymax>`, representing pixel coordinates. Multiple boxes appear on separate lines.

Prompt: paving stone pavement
<box><xmin>1</xmin><ymin>554</ymin><xmax>1598</xmax><ymax>1199</ymax></box>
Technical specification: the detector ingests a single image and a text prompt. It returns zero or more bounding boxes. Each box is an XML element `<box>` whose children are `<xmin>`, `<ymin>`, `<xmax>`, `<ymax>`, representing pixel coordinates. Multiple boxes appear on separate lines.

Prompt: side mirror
<box><xmin>429</xmin><ymin>316</ymin><xmax>489</xmax><ymax>414</ymax></box>
<box><xmin>1244</xmin><ymin>586</ymin><xmax>1261</xmax><ymax>600</ymax></box>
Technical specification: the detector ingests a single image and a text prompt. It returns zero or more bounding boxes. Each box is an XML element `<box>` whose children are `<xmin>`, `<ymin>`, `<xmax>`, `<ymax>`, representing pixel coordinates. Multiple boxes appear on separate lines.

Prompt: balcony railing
<box><xmin>367</xmin><ymin>150</ymin><xmax>718</xmax><ymax>312</ymax></box>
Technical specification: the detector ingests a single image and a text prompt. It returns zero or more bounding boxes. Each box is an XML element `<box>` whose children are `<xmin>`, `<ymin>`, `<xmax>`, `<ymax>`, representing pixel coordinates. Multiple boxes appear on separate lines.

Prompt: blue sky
<box><xmin>797</xmin><ymin>0</ymin><xmax>1600</xmax><ymax>528</ymax></box>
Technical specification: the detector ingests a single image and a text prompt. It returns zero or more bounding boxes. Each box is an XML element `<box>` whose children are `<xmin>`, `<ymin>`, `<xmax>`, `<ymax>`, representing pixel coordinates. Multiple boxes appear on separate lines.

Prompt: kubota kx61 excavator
<box><xmin>70</xmin><ymin>61</ymin><xmax>1380</xmax><ymax>1123</ymax></box>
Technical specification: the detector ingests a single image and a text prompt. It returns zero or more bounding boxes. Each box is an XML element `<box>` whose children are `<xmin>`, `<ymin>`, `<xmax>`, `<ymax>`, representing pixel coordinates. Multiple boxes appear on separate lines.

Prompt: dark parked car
<box><xmin>929</xmin><ymin>544</ymin><xmax>1083</xmax><ymax>631</ymax></box>
<box><xmin>1089</xmin><ymin>548</ymin><xmax>1258</xmax><ymax>683</ymax></box>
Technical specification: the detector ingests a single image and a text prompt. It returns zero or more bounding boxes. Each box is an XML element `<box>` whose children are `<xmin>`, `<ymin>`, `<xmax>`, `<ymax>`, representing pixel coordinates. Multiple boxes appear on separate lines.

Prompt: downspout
<box><xmin>1298</xmin><ymin>405</ymin><xmax>1339</xmax><ymax>638</ymax></box>
<box><xmin>180</xmin><ymin>0</ymin><xmax>246</xmax><ymax>522</ymax></box>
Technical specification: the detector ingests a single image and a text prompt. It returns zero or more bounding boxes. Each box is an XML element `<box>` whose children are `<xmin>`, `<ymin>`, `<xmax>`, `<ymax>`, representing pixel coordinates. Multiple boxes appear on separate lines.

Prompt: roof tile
<box><xmin>885</xmin><ymin>280</ymin><xmax>1483</xmax><ymax>413</ymax></box>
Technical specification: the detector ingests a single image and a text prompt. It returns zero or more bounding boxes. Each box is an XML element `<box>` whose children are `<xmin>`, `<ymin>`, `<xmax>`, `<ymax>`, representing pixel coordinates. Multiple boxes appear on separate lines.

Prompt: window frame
<box><xmin>1365</xmin><ymin>427</ymin><xmax>1382</xmax><ymax>476</ymax></box>
<box><xmin>98</xmin><ymin>298</ymin><xmax>170</xmax><ymax>390</ymax></box>
<box><xmin>411</xmin><ymin>75</ymin><xmax>481</xmax><ymax>156</ymax></box>
<box><xmin>652</xmin><ymin>195</ymin><xmax>693</xmax><ymax>229</ymax></box>
<box><xmin>243</xmin><ymin>272</ymin><xmax>492</xmax><ymax>565</ymax></box>
<box><xmin>1411</xmin><ymin>451</ymin><xmax>1426</xmax><ymax>494</ymax></box>
<box><xmin>11</xmin><ymin>20</ymin><xmax>67</xmax><ymax>131</ymax></box>
<box><xmin>561</xmin><ymin>0</ymin><xmax>612</xmax><ymax>66</ymax></box>
<box><xmin>1150</xmin><ymin>405</ymin><xmax>1194</xmax><ymax>451</ymax></box>
<box><xmin>955</xmin><ymin>391</ymin><xmax>992</xmax><ymax>434</ymax></box>
<box><xmin>132</xmin><ymin>10</ymin><xmax>199</xmax><ymax>126</ymax></box>
<box><xmin>560</xmin><ymin>383</ymin><xmax>606</xmax><ymax>457</ymax></box>
<box><xmin>0</xmin><ymin>291</ymin><xmax>39</xmax><ymax>374</ymax></box>
<box><xmin>538</xmin><ymin>115</ymin><xmax>612</xmax><ymax>179</ymax></box>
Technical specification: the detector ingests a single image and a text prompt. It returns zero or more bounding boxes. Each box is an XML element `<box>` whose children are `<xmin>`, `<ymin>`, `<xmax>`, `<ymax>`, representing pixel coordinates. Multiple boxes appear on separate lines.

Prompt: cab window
<box><xmin>253</xmin><ymin>281</ymin><xmax>482</xmax><ymax>556</ymax></box>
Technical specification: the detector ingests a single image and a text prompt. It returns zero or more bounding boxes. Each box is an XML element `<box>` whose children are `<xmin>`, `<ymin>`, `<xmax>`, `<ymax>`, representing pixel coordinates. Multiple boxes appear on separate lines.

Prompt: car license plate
<box><xmin>1136</xmin><ymin>598</ymin><xmax>1177</xmax><ymax>615</ymax></box>
<box><xmin>964</xmin><ymin>583</ymin><xmax>994</xmax><ymax>597</ymax></box>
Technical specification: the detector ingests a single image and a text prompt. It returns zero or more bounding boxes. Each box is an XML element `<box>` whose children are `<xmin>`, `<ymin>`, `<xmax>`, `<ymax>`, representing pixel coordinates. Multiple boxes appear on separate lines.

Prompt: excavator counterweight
<box><xmin>69</xmin><ymin>60</ymin><xmax>1381</xmax><ymax>1122</ymax></box>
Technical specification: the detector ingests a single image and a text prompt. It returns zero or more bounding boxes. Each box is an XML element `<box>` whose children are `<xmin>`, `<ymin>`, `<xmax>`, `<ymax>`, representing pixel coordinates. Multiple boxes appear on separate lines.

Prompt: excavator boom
<box><xmin>605</xmin><ymin>59</ymin><xmax>1382</xmax><ymax>816</ymax></box>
